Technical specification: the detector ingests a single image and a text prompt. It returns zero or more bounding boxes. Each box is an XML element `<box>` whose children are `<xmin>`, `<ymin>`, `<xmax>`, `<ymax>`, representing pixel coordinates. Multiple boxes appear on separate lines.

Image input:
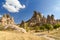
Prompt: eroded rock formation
<box><xmin>0</xmin><ymin>14</ymin><xmax>27</xmax><ymax>33</ymax></box>
<box><xmin>20</xmin><ymin>11</ymin><xmax>60</xmax><ymax>27</ymax></box>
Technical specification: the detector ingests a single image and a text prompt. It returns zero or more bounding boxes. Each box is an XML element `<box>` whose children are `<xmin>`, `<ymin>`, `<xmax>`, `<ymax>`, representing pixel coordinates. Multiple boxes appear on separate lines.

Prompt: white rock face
<box><xmin>18</xmin><ymin>28</ymin><xmax>27</xmax><ymax>33</ymax></box>
<box><xmin>4</xmin><ymin>24</ymin><xmax>27</xmax><ymax>33</ymax></box>
<box><xmin>0</xmin><ymin>14</ymin><xmax>27</xmax><ymax>33</ymax></box>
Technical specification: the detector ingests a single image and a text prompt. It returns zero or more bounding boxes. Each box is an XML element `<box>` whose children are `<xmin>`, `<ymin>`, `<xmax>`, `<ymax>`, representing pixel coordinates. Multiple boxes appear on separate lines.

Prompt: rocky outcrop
<box><xmin>25</xmin><ymin>11</ymin><xmax>47</xmax><ymax>27</ymax></box>
<box><xmin>0</xmin><ymin>14</ymin><xmax>27</xmax><ymax>33</ymax></box>
<box><xmin>26</xmin><ymin>11</ymin><xmax>42</xmax><ymax>27</ymax></box>
<box><xmin>0</xmin><ymin>14</ymin><xmax>15</xmax><ymax>26</ymax></box>
<box><xmin>20</xmin><ymin>11</ymin><xmax>60</xmax><ymax>27</ymax></box>
<box><xmin>47</xmin><ymin>14</ymin><xmax>55</xmax><ymax>24</ymax></box>
<box><xmin>4</xmin><ymin>24</ymin><xmax>27</xmax><ymax>33</ymax></box>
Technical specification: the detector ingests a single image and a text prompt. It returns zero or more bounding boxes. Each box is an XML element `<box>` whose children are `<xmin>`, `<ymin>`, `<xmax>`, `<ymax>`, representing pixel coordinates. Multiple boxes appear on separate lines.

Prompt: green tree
<box><xmin>53</xmin><ymin>24</ymin><xmax>60</xmax><ymax>29</ymax></box>
<box><xmin>24</xmin><ymin>23</ymin><xmax>30</xmax><ymax>32</ymax></box>
<box><xmin>40</xmin><ymin>26</ymin><xmax>45</xmax><ymax>31</ymax></box>
<box><xmin>34</xmin><ymin>26</ymin><xmax>40</xmax><ymax>32</ymax></box>
<box><xmin>44</xmin><ymin>24</ymin><xmax>53</xmax><ymax>33</ymax></box>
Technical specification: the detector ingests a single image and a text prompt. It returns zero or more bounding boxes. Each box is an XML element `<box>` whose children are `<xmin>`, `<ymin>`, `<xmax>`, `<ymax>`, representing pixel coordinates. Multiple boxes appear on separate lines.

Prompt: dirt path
<box><xmin>34</xmin><ymin>33</ymin><xmax>55</xmax><ymax>40</ymax></box>
<box><xmin>42</xmin><ymin>35</ymin><xmax>55</xmax><ymax>40</ymax></box>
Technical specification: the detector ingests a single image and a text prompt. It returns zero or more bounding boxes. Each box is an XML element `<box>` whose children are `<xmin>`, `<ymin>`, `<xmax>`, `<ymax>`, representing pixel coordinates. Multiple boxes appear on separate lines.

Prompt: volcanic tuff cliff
<box><xmin>0</xmin><ymin>12</ymin><xmax>60</xmax><ymax>28</ymax></box>
<box><xmin>20</xmin><ymin>11</ymin><xmax>60</xmax><ymax>27</ymax></box>
<box><xmin>0</xmin><ymin>14</ymin><xmax>27</xmax><ymax>33</ymax></box>
<box><xmin>0</xmin><ymin>14</ymin><xmax>15</xmax><ymax>26</ymax></box>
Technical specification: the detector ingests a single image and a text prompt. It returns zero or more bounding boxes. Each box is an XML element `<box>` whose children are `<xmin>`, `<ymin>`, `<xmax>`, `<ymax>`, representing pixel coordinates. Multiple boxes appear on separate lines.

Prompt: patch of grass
<box><xmin>0</xmin><ymin>31</ymin><xmax>48</xmax><ymax>40</ymax></box>
<box><xmin>48</xmin><ymin>28</ymin><xmax>60</xmax><ymax>40</ymax></box>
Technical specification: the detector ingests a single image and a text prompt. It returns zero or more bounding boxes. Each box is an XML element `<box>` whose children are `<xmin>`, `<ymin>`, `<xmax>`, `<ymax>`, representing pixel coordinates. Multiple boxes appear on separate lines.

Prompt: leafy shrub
<box><xmin>53</xmin><ymin>24</ymin><xmax>60</xmax><ymax>29</ymax></box>
<box><xmin>44</xmin><ymin>24</ymin><xmax>53</xmax><ymax>33</ymax></box>
<box><xmin>40</xmin><ymin>26</ymin><xmax>45</xmax><ymax>31</ymax></box>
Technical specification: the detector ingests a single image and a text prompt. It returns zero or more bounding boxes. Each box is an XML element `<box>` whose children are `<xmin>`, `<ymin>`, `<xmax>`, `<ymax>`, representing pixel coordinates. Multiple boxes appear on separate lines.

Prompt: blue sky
<box><xmin>0</xmin><ymin>0</ymin><xmax>60</xmax><ymax>24</ymax></box>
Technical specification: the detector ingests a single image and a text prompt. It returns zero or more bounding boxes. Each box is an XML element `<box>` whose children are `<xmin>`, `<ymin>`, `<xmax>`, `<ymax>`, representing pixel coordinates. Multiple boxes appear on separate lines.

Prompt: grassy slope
<box><xmin>33</xmin><ymin>28</ymin><xmax>60</xmax><ymax>40</ymax></box>
<box><xmin>0</xmin><ymin>31</ymin><xmax>47</xmax><ymax>40</ymax></box>
<box><xmin>47</xmin><ymin>28</ymin><xmax>60</xmax><ymax>40</ymax></box>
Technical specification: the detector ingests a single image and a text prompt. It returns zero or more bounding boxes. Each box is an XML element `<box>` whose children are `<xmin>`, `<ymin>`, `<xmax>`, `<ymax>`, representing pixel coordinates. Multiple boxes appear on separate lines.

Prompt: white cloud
<box><xmin>3</xmin><ymin>0</ymin><xmax>25</xmax><ymax>13</ymax></box>
<box><xmin>53</xmin><ymin>6</ymin><xmax>60</xmax><ymax>12</ymax></box>
<box><xmin>0</xmin><ymin>15</ymin><xmax>2</xmax><ymax>17</ymax></box>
